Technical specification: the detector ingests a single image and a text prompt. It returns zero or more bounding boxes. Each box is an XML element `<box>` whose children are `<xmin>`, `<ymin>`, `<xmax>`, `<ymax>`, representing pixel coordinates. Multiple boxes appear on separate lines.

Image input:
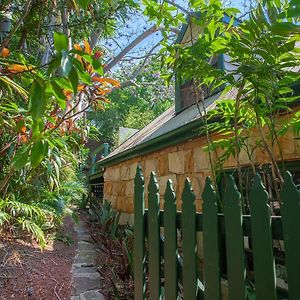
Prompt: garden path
<box><xmin>71</xmin><ymin>216</ymin><xmax>105</xmax><ymax>300</ymax></box>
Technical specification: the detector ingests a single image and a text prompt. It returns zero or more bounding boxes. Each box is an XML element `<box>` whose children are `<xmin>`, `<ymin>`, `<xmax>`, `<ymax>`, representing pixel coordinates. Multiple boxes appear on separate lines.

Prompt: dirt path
<box><xmin>0</xmin><ymin>216</ymin><xmax>77</xmax><ymax>300</ymax></box>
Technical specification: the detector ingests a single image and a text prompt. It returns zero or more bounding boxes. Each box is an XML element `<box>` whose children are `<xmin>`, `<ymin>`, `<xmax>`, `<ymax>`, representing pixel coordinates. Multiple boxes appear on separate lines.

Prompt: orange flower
<box><xmin>77</xmin><ymin>84</ymin><xmax>86</xmax><ymax>91</ymax></box>
<box><xmin>92</xmin><ymin>76</ymin><xmax>121</xmax><ymax>87</ymax></box>
<box><xmin>7</xmin><ymin>64</ymin><xmax>33</xmax><ymax>73</ymax></box>
<box><xmin>73</xmin><ymin>44</ymin><xmax>82</xmax><ymax>51</ymax></box>
<box><xmin>84</xmin><ymin>40</ymin><xmax>91</xmax><ymax>55</ymax></box>
<box><xmin>63</xmin><ymin>90</ymin><xmax>73</xmax><ymax>100</ymax></box>
<box><xmin>21</xmin><ymin>135</ymin><xmax>27</xmax><ymax>142</ymax></box>
<box><xmin>97</xmin><ymin>97</ymin><xmax>110</xmax><ymax>103</ymax></box>
<box><xmin>1</xmin><ymin>48</ymin><xmax>10</xmax><ymax>57</ymax></box>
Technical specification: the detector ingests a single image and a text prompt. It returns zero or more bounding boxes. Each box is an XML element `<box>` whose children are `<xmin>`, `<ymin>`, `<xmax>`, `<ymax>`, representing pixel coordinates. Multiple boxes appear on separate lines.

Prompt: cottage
<box><xmin>89</xmin><ymin>16</ymin><xmax>300</xmax><ymax>221</ymax></box>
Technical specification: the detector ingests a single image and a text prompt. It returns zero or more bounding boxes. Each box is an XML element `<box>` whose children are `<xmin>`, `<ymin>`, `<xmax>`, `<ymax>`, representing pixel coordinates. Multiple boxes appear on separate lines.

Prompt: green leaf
<box><xmin>92</xmin><ymin>59</ymin><xmax>103</xmax><ymax>75</ymax></box>
<box><xmin>12</xmin><ymin>145</ymin><xmax>30</xmax><ymax>170</ymax></box>
<box><xmin>31</xmin><ymin>140</ymin><xmax>46</xmax><ymax>168</ymax></box>
<box><xmin>61</xmin><ymin>50</ymin><xmax>73</xmax><ymax>77</ymax></box>
<box><xmin>69</xmin><ymin>67</ymin><xmax>79</xmax><ymax>94</ymax></box>
<box><xmin>32</xmin><ymin>119</ymin><xmax>44</xmax><ymax>140</ymax></box>
<box><xmin>53</xmin><ymin>32</ymin><xmax>68</xmax><ymax>53</ymax></box>
<box><xmin>271</xmin><ymin>22</ymin><xmax>300</xmax><ymax>36</ymax></box>
<box><xmin>50</xmin><ymin>81</ymin><xmax>67</xmax><ymax>110</ymax></box>
<box><xmin>286</xmin><ymin>5</ymin><xmax>300</xmax><ymax>18</ymax></box>
<box><xmin>29</xmin><ymin>80</ymin><xmax>46</xmax><ymax>120</ymax></box>
<box><xmin>72</xmin><ymin>59</ymin><xmax>92</xmax><ymax>84</ymax></box>
<box><xmin>77</xmin><ymin>0</ymin><xmax>90</xmax><ymax>9</ymax></box>
<box><xmin>56</xmin><ymin>77</ymin><xmax>73</xmax><ymax>91</ymax></box>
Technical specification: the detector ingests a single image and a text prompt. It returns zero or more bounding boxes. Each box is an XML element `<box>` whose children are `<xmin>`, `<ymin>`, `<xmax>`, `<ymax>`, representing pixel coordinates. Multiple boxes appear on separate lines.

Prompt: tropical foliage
<box><xmin>144</xmin><ymin>0</ymin><xmax>300</xmax><ymax>206</ymax></box>
<box><xmin>0</xmin><ymin>1</ymin><xmax>136</xmax><ymax>246</ymax></box>
<box><xmin>88</xmin><ymin>58</ymin><xmax>173</xmax><ymax>147</ymax></box>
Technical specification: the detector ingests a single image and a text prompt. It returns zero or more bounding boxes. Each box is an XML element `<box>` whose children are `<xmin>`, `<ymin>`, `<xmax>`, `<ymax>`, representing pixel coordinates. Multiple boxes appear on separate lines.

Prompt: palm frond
<box><xmin>0</xmin><ymin>76</ymin><xmax>28</xmax><ymax>100</ymax></box>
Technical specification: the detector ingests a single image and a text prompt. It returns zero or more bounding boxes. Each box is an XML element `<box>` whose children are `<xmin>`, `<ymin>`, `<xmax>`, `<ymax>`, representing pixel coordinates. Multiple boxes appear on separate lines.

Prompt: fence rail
<box><xmin>134</xmin><ymin>166</ymin><xmax>300</xmax><ymax>300</ymax></box>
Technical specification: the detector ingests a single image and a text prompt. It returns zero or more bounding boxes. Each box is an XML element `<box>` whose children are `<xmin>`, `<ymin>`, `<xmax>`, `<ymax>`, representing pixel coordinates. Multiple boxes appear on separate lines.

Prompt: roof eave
<box><xmin>97</xmin><ymin>116</ymin><xmax>207</xmax><ymax>168</ymax></box>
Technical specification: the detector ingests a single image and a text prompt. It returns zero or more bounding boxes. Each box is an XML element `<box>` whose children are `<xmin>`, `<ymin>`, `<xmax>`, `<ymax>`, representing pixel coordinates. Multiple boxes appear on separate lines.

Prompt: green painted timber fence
<box><xmin>133</xmin><ymin>166</ymin><xmax>300</xmax><ymax>300</ymax></box>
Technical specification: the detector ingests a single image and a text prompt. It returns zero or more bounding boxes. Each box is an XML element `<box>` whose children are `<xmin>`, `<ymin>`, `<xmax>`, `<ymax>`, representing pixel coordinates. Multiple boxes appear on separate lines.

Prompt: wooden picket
<box><xmin>133</xmin><ymin>166</ymin><xmax>145</xmax><ymax>300</ymax></box>
<box><xmin>202</xmin><ymin>177</ymin><xmax>221</xmax><ymax>300</ymax></box>
<box><xmin>163</xmin><ymin>180</ymin><xmax>178</xmax><ymax>300</ymax></box>
<box><xmin>223</xmin><ymin>175</ymin><xmax>246</xmax><ymax>300</ymax></box>
<box><xmin>133</xmin><ymin>166</ymin><xmax>300</xmax><ymax>299</ymax></box>
<box><xmin>148</xmin><ymin>172</ymin><xmax>161</xmax><ymax>300</ymax></box>
<box><xmin>281</xmin><ymin>171</ymin><xmax>300</xmax><ymax>300</ymax></box>
<box><xmin>182</xmin><ymin>178</ymin><xmax>197</xmax><ymax>300</ymax></box>
<box><xmin>249</xmin><ymin>174</ymin><xmax>276</xmax><ymax>300</ymax></box>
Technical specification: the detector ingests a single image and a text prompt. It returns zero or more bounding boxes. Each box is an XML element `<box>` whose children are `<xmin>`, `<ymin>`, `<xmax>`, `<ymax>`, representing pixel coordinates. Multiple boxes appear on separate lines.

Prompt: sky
<box><xmin>103</xmin><ymin>0</ymin><xmax>256</xmax><ymax>73</ymax></box>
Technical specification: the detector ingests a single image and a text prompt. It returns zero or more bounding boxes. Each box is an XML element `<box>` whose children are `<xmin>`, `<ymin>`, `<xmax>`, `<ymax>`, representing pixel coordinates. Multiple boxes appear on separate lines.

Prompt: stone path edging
<box><xmin>71</xmin><ymin>218</ymin><xmax>105</xmax><ymax>300</ymax></box>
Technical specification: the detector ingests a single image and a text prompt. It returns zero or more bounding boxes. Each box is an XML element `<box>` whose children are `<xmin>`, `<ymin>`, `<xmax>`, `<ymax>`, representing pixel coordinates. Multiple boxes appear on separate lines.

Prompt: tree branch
<box><xmin>104</xmin><ymin>25</ymin><xmax>179</xmax><ymax>73</ymax></box>
<box><xmin>111</xmin><ymin>40</ymin><xmax>163</xmax><ymax>90</ymax></box>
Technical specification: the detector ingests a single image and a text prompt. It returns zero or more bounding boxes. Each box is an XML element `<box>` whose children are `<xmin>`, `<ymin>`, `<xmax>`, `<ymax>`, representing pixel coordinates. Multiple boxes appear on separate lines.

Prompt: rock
<box><xmin>72</xmin><ymin>276</ymin><xmax>100</xmax><ymax>295</ymax></box>
<box><xmin>79</xmin><ymin>290</ymin><xmax>106</xmax><ymax>300</ymax></box>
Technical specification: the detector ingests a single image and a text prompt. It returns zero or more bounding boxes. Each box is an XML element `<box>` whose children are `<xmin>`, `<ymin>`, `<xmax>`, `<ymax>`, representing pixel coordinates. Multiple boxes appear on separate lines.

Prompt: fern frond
<box><xmin>17</xmin><ymin>218</ymin><xmax>46</xmax><ymax>248</ymax></box>
<box><xmin>0</xmin><ymin>211</ymin><xmax>11</xmax><ymax>226</ymax></box>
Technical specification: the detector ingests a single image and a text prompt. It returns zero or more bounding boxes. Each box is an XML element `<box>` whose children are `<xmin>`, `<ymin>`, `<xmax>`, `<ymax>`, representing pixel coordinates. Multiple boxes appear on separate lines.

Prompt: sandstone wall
<box><xmin>104</xmin><ymin>125</ymin><xmax>300</xmax><ymax>213</ymax></box>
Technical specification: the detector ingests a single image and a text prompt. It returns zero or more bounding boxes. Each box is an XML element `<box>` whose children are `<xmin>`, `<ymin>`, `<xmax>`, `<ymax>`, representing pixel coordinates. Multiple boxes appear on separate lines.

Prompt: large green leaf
<box><xmin>61</xmin><ymin>50</ymin><xmax>73</xmax><ymax>77</ymax></box>
<box><xmin>51</xmin><ymin>81</ymin><xmax>67</xmax><ymax>110</ymax></box>
<box><xmin>28</xmin><ymin>80</ymin><xmax>46</xmax><ymax>120</ymax></box>
<box><xmin>270</xmin><ymin>22</ymin><xmax>300</xmax><ymax>36</ymax></box>
<box><xmin>54</xmin><ymin>32</ymin><xmax>68</xmax><ymax>53</ymax></box>
<box><xmin>69</xmin><ymin>67</ymin><xmax>79</xmax><ymax>94</ymax></box>
<box><xmin>12</xmin><ymin>145</ymin><xmax>30</xmax><ymax>170</ymax></box>
<box><xmin>30</xmin><ymin>140</ymin><xmax>46</xmax><ymax>168</ymax></box>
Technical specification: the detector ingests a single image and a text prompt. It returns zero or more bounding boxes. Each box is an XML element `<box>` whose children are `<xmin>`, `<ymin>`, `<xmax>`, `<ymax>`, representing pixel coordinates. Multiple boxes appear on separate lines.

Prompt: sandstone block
<box><xmin>104</xmin><ymin>167</ymin><xmax>120</xmax><ymax>181</ymax></box>
<box><xmin>120</xmin><ymin>165</ymin><xmax>130</xmax><ymax>180</ymax></box>
<box><xmin>158</xmin><ymin>154</ymin><xmax>168</xmax><ymax>176</ymax></box>
<box><xmin>194</xmin><ymin>147</ymin><xmax>212</xmax><ymax>172</ymax></box>
<box><xmin>280</xmin><ymin>130</ymin><xmax>296</xmax><ymax>155</ymax></box>
<box><xmin>191</xmin><ymin>173</ymin><xmax>205</xmax><ymax>199</ymax></box>
<box><xmin>129</xmin><ymin>162</ymin><xmax>138</xmax><ymax>179</ymax></box>
<box><xmin>104</xmin><ymin>181</ymin><xmax>112</xmax><ymax>196</ymax></box>
<box><xmin>168</xmin><ymin>151</ymin><xmax>186</xmax><ymax>174</ymax></box>
<box><xmin>125</xmin><ymin>180</ymin><xmax>134</xmax><ymax>197</ymax></box>
<box><xmin>184</xmin><ymin>150</ymin><xmax>194</xmax><ymax>173</ymax></box>
<box><xmin>145</xmin><ymin>159</ymin><xmax>158</xmax><ymax>177</ymax></box>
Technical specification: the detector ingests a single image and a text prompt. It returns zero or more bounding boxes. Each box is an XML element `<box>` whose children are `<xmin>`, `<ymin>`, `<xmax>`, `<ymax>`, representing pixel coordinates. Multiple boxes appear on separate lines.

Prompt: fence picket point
<box><xmin>223</xmin><ymin>175</ymin><xmax>246</xmax><ymax>300</ymax></box>
<box><xmin>249</xmin><ymin>174</ymin><xmax>276</xmax><ymax>300</ymax></box>
<box><xmin>182</xmin><ymin>178</ymin><xmax>197</xmax><ymax>300</ymax></box>
<box><xmin>202</xmin><ymin>177</ymin><xmax>221</xmax><ymax>300</ymax></box>
<box><xmin>148</xmin><ymin>171</ymin><xmax>161</xmax><ymax>300</ymax></box>
<box><xmin>281</xmin><ymin>171</ymin><xmax>300</xmax><ymax>300</ymax></box>
<box><xmin>164</xmin><ymin>179</ymin><xmax>178</xmax><ymax>300</ymax></box>
<box><xmin>134</xmin><ymin>165</ymin><xmax>146</xmax><ymax>300</ymax></box>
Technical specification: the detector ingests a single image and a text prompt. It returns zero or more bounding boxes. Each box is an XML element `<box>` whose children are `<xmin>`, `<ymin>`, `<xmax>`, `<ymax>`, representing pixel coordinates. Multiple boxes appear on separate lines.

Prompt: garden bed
<box><xmin>0</xmin><ymin>216</ymin><xmax>77</xmax><ymax>300</ymax></box>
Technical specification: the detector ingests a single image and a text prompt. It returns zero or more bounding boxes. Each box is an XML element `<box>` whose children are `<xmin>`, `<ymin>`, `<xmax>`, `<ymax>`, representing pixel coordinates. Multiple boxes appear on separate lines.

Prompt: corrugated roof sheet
<box><xmin>101</xmin><ymin>89</ymin><xmax>238</xmax><ymax>162</ymax></box>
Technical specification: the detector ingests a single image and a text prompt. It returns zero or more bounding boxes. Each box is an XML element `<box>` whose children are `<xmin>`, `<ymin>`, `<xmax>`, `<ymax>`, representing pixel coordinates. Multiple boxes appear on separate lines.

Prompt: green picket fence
<box><xmin>133</xmin><ymin>166</ymin><xmax>300</xmax><ymax>300</ymax></box>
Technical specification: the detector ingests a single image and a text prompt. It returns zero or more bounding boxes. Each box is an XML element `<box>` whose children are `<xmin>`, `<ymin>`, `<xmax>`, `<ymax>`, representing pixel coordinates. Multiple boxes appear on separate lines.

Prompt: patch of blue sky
<box><xmin>103</xmin><ymin>0</ymin><xmax>255</xmax><ymax>72</ymax></box>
